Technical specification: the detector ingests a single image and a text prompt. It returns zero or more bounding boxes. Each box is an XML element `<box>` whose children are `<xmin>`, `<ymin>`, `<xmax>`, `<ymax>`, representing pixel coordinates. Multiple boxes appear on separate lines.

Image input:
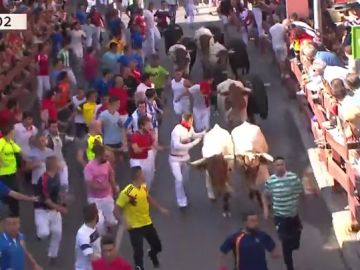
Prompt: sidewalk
<box><xmin>288</xmin><ymin>93</ymin><xmax>360</xmax><ymax>269</ymax></box>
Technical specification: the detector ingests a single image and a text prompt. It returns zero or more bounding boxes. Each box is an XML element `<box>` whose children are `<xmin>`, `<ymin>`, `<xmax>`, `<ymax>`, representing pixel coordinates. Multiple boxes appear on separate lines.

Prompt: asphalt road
<box><xmin>18</xmin><ymin>8</ymin><xmax>348</xmax><ymax>270</ymax></box>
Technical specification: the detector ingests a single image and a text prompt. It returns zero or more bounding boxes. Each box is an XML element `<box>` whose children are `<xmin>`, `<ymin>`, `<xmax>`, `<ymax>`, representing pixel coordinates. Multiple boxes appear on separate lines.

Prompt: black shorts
<box><xmin>106</xmin><ymin>143</ymin><xmax>123</xmax><ymax>150</ymax></box>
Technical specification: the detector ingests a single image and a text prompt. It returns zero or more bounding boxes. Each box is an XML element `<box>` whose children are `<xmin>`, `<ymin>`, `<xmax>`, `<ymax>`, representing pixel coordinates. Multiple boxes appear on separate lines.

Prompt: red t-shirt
<box><xmin>92</xmin><ymin>257</ymin><xmax>132</xmax><ymax>270</ymax></box>
<box><xmin>0</xmin><ymin>109</ymin><xmax>16</xmax><ymax>128</ymax></box>
<box><xmin>35</xmin><ymin>53</ymin><xmax>49</xmax><ymax>76</ymax></box>
<box><xmin>91</xmin><ymin>11</ymin><xmax>104</xmax><ymax>27</ymax></box>
<box><xmin>134</xmin><ymin>15</ymin><xmax>146</xmax><ymax>35</ymax></box>
<box><xmin>41</xmin><ymin>98</ymin><xmax>58</xmax><ymax>121</ymax></box>
<box><xmin>109</xmin><ymin>87</ymin><xmax>128</xmax><ymax>115</ymax></box>
<box><xmin>129</xmin><ymin>131</ymin><xmax>153</xmax><ymax>159</ymax></box>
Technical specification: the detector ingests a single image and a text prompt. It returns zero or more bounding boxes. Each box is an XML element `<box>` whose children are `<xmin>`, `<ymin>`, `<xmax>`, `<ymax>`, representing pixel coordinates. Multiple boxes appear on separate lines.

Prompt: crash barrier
<box><xmin>291</xmin><ymin>60</ymin><xmax>360</xmax><ymax>229</ymax></box>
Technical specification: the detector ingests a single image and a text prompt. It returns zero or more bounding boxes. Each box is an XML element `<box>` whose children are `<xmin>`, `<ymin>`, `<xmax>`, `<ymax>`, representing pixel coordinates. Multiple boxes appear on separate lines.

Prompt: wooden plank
<box><xmin>327</xmin><ymin>158</ymin><xmax>350</xmax><ymax>192</ymax></box>
<box><xmin>325</xmin><ymin>129</ymin><xmax>349</xmax><ymax>160</ymax></box>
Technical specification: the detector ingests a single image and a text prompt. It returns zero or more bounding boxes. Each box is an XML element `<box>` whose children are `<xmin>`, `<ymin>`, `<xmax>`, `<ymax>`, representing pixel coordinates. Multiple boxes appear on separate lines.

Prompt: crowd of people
<box><xmin>0</xmin><ymin>0</ymin><xmax>358</xmax><ymax>269</ymax></box>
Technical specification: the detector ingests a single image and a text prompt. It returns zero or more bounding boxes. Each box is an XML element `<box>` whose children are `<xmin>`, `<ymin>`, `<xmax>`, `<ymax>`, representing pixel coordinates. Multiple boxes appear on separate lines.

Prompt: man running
<box><xmin>169</xmin><ymin>112</ymin><xmax>205</xmax><ymax>208</ymax></box>
<box><xmin>114</xmin><ymin>166</ymin><xmax>168</xmax><ymax>270</ymax></box>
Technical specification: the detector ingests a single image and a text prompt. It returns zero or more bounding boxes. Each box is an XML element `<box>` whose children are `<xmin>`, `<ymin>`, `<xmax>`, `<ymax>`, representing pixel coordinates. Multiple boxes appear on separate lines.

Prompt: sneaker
<box><xmin>148</xmin><ymin>250</ymin><xmax>160</xmax><ymax>268</ymax></box>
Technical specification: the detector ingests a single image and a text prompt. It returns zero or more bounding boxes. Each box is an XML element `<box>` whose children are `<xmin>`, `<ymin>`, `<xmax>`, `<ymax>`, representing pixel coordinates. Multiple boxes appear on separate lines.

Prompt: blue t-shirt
<box><xmin>101</xmin><ymin>52</ymin><xmax>121</xmax><ymax>74</ymax></box>
<box><xmin>220</xmin><ymin>230</ymin><xmax>275</xmax><ymax>270</ymax></box>
<box><xmin>131</xmin><ymin>31</ymin><xmax>144</xmax><ymax>50</ymax></box>
<box><xmin>0</xmin><ymin>182</ymin><xmax>10</xmax><ymax>198</ymax></box>
<box><xmin>0</xmin><ymin>232</ymin><xmax>26</xmax><ymax>270</ymax></box>
<box><xmin>118</xmin><ymin>53</ymin><xmax>143</xmax><ymax>71</ymax></box>
<box><xmin>99</xmin><ymin>110</ymin><xmax>123</xmax><ymax>145</ymax></box>
<box><xmin>315</xmin><ymin>51</ymin><xmax>344</xmax><ymax>67</ymax></box>
<box><xmin>51</xmin><ymin>32</ymin><xmax>63</xmax><ymax>56</ymax></box>
<box><xmin>94</xmin><ymin>79</ymin><xmax>112</xmax><ymax>101</ymax></box>
<box><xmin>76</xmin><ymin>10</ymin><xmax>87</xmax><ymax>25</ymax></box>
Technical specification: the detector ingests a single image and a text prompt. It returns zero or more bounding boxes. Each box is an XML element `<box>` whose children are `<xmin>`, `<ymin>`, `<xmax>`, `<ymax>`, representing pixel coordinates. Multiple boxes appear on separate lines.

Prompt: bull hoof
<box><xmin>222</xmin><ymin>211</ymin><xmax>232</xmax><ymax>218</ymax></box>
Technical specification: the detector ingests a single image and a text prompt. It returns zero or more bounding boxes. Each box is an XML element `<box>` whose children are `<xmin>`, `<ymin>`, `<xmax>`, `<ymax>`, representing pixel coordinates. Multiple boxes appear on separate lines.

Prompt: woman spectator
<box><xmin>0</xmin><ymin>124</ymin><xmax>22</xmax><ymax>216</ymax></box>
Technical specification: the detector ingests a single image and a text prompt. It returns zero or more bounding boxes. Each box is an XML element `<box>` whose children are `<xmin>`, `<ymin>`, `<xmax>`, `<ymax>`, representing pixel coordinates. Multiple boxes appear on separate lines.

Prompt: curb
<box><xmin>287</xmin><ymin>97</ymin><xmax>360</xmax><ymax>270</ymax></box>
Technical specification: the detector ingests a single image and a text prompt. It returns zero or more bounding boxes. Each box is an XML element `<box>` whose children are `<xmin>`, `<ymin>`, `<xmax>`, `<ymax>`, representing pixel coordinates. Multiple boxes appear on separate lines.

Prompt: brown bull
<box><xmin>225</xmin><ymin>83</ymin><xmax>249</xmax><ymax>130</ymax></box>
<box><xmin>191</xmin><ymin>154</ymin><xmax>233</xmax><ymax>217</ymax></box>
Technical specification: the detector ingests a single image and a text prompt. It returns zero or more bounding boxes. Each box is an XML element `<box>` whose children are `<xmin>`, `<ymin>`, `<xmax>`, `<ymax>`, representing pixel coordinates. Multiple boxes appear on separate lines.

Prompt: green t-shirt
<box><xmin>0</xmin><ymin>138</ymin><xmax>21</xmax><ymax>176</ymax></box>
<box><xmin>144</xmin><ymin>65</ymin><xmax>169</xmax><ymax>89</ymax></box>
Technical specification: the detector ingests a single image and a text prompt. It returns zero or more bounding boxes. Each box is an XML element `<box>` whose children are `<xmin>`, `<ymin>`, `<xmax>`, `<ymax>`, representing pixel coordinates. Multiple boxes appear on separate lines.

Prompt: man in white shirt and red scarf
<box><xmin>188</xmin><ymin>76</ymin><xmax>213</xmax><ymax>132</ymax></box>
<box><xmin>169</xmin><ymin>112</ymin><xmax>206</xmax><ymax>208</ymax></box>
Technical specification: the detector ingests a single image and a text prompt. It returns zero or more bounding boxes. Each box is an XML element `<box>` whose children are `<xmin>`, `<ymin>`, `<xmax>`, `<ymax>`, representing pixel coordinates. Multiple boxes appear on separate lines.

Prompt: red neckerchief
<box><xmin>199</xmin><ymin>81</ymin><xmax>212</xmax><ymax>107</ymax></box>
<box><xmin>180</xmin><ymin>120</ymin><xmax>192</xmax><ymax>131</ymax></box>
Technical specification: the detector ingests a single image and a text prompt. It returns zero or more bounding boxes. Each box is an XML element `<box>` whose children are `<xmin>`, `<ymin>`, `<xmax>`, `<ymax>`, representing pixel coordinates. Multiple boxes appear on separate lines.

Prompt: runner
<box><xmin>114</xmin><ymin>166</ymin><xmax>168</xmax><ymax>270</ymax></box>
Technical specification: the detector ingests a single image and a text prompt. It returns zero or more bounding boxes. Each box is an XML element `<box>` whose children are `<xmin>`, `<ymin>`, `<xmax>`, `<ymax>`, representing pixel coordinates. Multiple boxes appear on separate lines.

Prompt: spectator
<box><xmin>25</xmin><ymin>132</ymin><xmax>53</xmax><ymax>187</ymax></box>
<box><xmin>122</xmin><ymin>65</ymin><xmax>139</xmax><ymax>114</ymax></box>
<box><xmin>35</xmin><ymin>43</ymin><xmax>51</xmax><ymax>101</ymax></box>
<box><xmin>96</xmin><ymin>94</ymin><xmax>111</xmax><ymax>119</ymax></box>
<box><xmin>50</xmin><ymin>59</ymin><xmax>64</xmax><ymax>88</ymax></box>
<box><xmin>302</xmin><ymin>43</ymin><xmax>344</xmax><ymax>67</ymax></box>
<box><xmin>109</xmin><ymin>75</ymin><xmax>129</xmax><ymax>123</ymax></box>
<box><xmin>14</xmin><ymin>112</ymin><xmax>38</xmax><ymax>158</ymax></box>
<box><xmin>82</xmin><ymin>18</ymin><xmax>96</xmax><ymax>49</ymax></box>
<box><xmin>0</xmin><ymin>124</ymin><xmax>22</xmax><ymax>216</ymax></box>
<box><xmin>92</xmin><ymin>235</ymin><xmax>131</xmax><ymax>270</ymax></box>
<box><xmin>81</xmin><ymin>90</ymin><xmax>98</xmax><ymax>127</ymax></box>
<box><xmin>84</xmin><ymin>144</ymin><xmax>118</xmax><ymax>235</ymax></box>
<box><xmin>51</xmin><ymin>24</ymin><xmax>64</xmax><ymax>57</ymax></box>
<box><xmin>154</xmin><ymin>1</ymin><xmax>170</xmax><ymax>34</ymax></box>
<box><xmin>56</xmin><ymin>71</ymin><xmax>70</xmax><ymax>110</ymax></box>
<box><xmin>69</xmin><ymin>21</ymin><xmax>86</xmax><ymax>60</ymax></box>
<box><xmin>124</xmin><ymin>100</ymin><xmax>151</xmax><ymax>133</ymax></box>
<box><xmin>57</xmin><ymin>40</ymin><xmax>77</xmax><ymax>87</ymax></box>
<box><xmin>135</xmin><ymin>73</ymin><xmax>154</xmax><ymax>103</ymax></box>
<box><xmin>269</xmin><ymin>19</ymin><xmax>291</xmax><ymax>78</ymax></box>
<box><xmin>98</xmin><ymin>96</ymin><xmax>127</xmax><ymax>151</ymax></box>
<box><xmin>0</xmin><ymin>98</ymin><xmax>20</xmax><ymax>130</ymax></box>
<box><xmin>89</xmin><ymin>7</ymin><xmax>105</xmax><ymax>50</ymax></box>
<box><xmin>219</xmin><ymin>211</ymin><xmax>279</xmax><ymax>270</ymax></box>
<box><xmin>102</xmin><ymin>42</ymin><xmax>121</xmax><ymax>74</ymax></box>
<box><xmin>345</xmin><ymin>45</ymin><xmax>360</xmax><ymax>75</ymax></box>
<box><xmin>83</xmin><ymin>47</ymin><xmax>98</xmax><ymax>89</ymax></box>
<box><xmin>114</xmin><ymin>166</ymin><xmax>168</xmax><ymax>270</ymax></box>
<box><xmin>0</xmin><ymin>181</ymin><xmax>37</xmax><ymax>202</ymax></box>
<box><xmin>74</xmin><ymin>203</ymin><xmax>101</xmax><ymax>270</ymax></box>
<box><xmin>41</xmin><ymin>90</ymin><xmax>58</xmax><ymax>127</ymax></box>
<box><xmin>108</xmin><ymin>32</ymin><xmax>126</xmax><ymax>54</ymax></box>
<box><xmin>72</xmin><ymin>88</ymin><xmax>87</xmax><ymax>138</ymax></box>
<box><xmin>94</xmin><ymin>69</ymin><xmax>113</xmax><ymax>102</ymax></box>
<box><xmin>0</xmin><ymin>214</ymin><xmax>42</xmax><ymax>270</ymax></box>
<box><xmin>76</xmin><ymin>4</ymin><xmax>87</xmax><ymax>25</ymax></box>
<box><xmin>131</xmin><ymin>24</ymin><xmax>145</xmax><ymax>58</ymax></box>
<box><xmin>118</xmin><ymin>45</ymin><xmax>143</xmax><ymax>71</ymax></box>
<box><xmin>264</xmin><ymin>157</ymin><xmax>303</xmax><ymax>270</ymax></box>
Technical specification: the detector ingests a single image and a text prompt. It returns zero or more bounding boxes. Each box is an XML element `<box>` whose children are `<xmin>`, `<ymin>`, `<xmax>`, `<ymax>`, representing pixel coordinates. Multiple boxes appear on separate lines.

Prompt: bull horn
<box><xmin>189</xmin><ymin>157</ymin><xmax>207</xmax><ymax>166</ymax></box>
<box><xmin>223</xmin><ymin>154</ymin><xmax>235</xmax><ymax>160</ymax></box>
<box><xmin>260</xmin><ymin>153</ymin><xmax>274</xmax><ymax>162</ymax></box>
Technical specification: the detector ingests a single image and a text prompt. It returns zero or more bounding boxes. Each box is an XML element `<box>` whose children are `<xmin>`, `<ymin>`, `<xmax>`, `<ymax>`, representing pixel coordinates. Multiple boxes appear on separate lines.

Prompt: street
<box><xmin>18</xmin><ymin>8</ymin><xmax>348</xmax><ymax>270</ymax></box>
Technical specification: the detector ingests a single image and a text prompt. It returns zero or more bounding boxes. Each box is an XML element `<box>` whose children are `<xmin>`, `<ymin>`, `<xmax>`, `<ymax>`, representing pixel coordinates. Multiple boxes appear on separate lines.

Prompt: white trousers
<box><xmin>88</xmin><ymin>196</ymin><xmax>117</xmax><ymax>236</ymax></box>
<box><xmin>130</xmin><ymin>158</ymin><xmax>154</xmax><ymax>187</ymax></box>
<box><xmin>37</xmin><ymin>75</ymin><xmax>50</xmax><ymax>100</ymax></box>
<box><xmin>59</xmin><ymin>163</ymin><xmax>69</xmax><ymax>192</ymax></box>
<box><xmin>35</xmin><ymin>209</ymin><xmax>62</xmax><ymax>258</ymax></box>
<box><xmin>193</xmin><ymin>107</ymin><xmax>210</xmax><ymax>132</ymax></box>
<box><xmin>169</xmin><ymin>157</ymin><xmax>190</xmax><ymax>207</ymax></box>
<box><xmin>252</xmin><ymin>7</ymin><xmax>265</xmax><ymax>37</ymax></box>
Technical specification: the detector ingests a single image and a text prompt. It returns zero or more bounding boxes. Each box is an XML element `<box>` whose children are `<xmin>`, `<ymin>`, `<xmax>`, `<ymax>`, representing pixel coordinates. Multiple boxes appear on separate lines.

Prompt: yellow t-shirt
<box><xmin>82</xmin><ymin>102</ymin><xmax>97</xmax><ymax>126</ymax></box>
<box><xmin>109</xmin><ymin>38</ymin><xmax>126</xmax><ymax>54</ymax></box>
<box><xmin>116</xmin><ymin>183</ymin><xmax>152</xmax><ymax>229</ymax></box>
<box><xmin>86</xmin><ymin>134</ymin><xmax>103</xmax><ymax>161</ymax></box>
<box><xmin>0</xmin><ymin>138</ymin><xmax>21</xmax><ymax>176</ymax></box>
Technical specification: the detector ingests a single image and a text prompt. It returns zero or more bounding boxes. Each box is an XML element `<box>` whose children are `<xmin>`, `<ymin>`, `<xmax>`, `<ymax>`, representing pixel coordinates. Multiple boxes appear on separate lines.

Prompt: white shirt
<box><xmin>143</xmin><ymin>9</ymin><xmax>155</xmax><ymax>29</ymax></box>
<box><xmin>231</xmin><ymin>121</ymin><xmax>268</xmax><ymax>154</ymax></box>
<box><xmin>323</xmin><ymin>66</ymin><xmax>349</xmax><ymax>84</ymax></box>
<box><xmin>269</xmin><ymin>23</ymin><xmax>286</xmax><ymax>50</ymax></box>
<box><xmin>69</xmin><ymin>29</ymin><xmax>86</xmax><ymax>58</ymax></box>
<box><xmin>135</xmin><ymin>83</ymin><xmax>154</xmax><ymax>102</ymax></box>
<box><xmin>13</xmin><ymin>123</ymin><xmax>38</xmax><ymax>157</ymax></box>
<box><xmin>171</xmin><ymin>78</ymin><xmax>190</xmax><ymax>115</ymax></box>
<box><xmin>189</xmin><ymin>84</ymin><xmax>208</xmax><ymax>110</ymax></box>
<box><xmin>72</xmin><ymin>96</ymin><xmax>86</xmax><ymax>124</ymax></box>
<box><xmin>82</xmin><ymin>24</ymin><xmax>96</xmax><ymax>47</ymax></box>
<box><xmin>170</xmin><ymin>124</ymin><xmax>203</xmax><ymax>161</ymax></box>
<box><xmin>75</xmin><ymin>224</ymin><xmax>101</xmax><ymax>270</ymax></box>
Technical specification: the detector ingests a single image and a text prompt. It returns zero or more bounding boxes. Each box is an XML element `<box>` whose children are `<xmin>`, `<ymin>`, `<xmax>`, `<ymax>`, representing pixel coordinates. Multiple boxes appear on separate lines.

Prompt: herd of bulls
<box><xmin>163</xmin><ymin>24</ymin><xmax>273</xmax><ymax>217</ymax></box>
<box><xmin>165</xmin><ymin>24</ymin><xmax>268</xmax><ymax>128</ymax></box>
